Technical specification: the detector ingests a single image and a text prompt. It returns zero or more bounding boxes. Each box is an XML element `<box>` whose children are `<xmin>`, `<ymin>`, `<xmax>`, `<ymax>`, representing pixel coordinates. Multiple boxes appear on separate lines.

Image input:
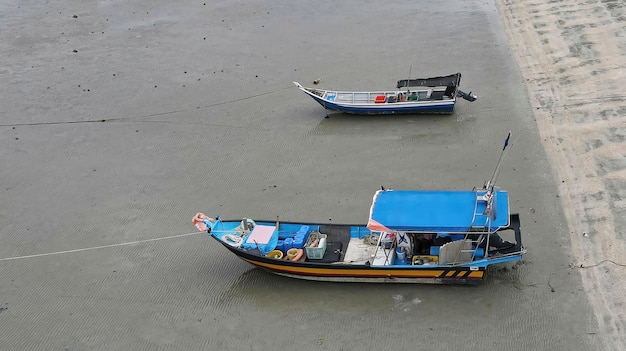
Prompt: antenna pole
<box><xmin>406</xmin><ymin>65</ymin><xmax>412</xmax><ymax>91</ymax></box>
<box><xmin>488</xmin><ymin>131</ymin><xmax>512</xmax><ymax>190</ymax></box>
<box><xmin>328</xmin><ymin>217</ymin><xmax>332</xmax><ymax>237</ymax></box>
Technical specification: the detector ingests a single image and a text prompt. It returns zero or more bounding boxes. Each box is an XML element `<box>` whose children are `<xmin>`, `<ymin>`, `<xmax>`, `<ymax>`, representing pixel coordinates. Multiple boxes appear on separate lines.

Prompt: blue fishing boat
<box><xmin>294</xmin><ymin>73</ymin><xmax>476</xmax><ymax>116</ymax></box>
<box><xmin>193</xmin><ymin>134</ymin><xmax>525</xmax><ymax>284</ymax></box>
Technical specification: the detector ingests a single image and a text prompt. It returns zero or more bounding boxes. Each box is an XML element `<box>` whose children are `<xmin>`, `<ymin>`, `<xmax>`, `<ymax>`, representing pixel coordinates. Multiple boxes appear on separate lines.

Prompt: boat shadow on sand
<box><xmin>311</xmin><ymin>112</ymin><xmax>457</xmax><ymax>136</ymax></box>
<box><xmin>216</xmin><ymin>262</ymin><xmax>529</xmax><ymax>316</ymax></box>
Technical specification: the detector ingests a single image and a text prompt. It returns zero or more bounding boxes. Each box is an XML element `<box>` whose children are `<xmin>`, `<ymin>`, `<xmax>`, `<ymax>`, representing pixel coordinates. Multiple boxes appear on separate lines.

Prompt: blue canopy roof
<box><xmin>367</xmin><ymin>189</ymin><xmax>510</xmax><ymax>232</ymax></box>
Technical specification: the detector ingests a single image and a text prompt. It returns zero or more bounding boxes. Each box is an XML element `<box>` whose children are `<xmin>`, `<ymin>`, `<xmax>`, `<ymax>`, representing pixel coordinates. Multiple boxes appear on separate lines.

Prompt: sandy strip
<box><xmin>497</xmin><ymin>0</ymin><xmax>626</xmax><ymax>348</ymax></box>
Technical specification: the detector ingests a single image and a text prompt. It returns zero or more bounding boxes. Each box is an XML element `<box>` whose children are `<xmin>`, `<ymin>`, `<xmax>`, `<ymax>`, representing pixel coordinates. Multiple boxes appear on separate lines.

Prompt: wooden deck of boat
<box><xmin>342</xmin><ymin>238</ymin><xmax>377</xmax><ymax>264</ymax></box>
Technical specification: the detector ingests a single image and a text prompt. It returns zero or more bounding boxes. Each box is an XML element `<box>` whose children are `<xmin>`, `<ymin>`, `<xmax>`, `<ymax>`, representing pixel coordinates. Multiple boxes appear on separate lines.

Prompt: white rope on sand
<box><xmin>0</xmin><ymin>232</ymin><xmax>203</xmax><ymax>261</ymax></box>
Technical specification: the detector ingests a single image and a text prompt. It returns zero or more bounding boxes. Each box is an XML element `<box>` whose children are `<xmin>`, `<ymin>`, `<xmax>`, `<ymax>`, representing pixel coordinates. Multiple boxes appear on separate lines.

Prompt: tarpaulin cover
<box><xmin>242</xmin><ymin>225</ymin><xmax>278</xmax><ymax>255</ymax></box>
<box><xmin>396</xmin><ymin>73</ymin><xmax>462</xmax><ymax>89</ymax></box>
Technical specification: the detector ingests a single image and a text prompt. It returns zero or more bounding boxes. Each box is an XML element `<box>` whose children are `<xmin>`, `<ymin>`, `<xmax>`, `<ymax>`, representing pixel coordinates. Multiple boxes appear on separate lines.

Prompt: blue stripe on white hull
<box><xmin>309</xmin><ymin>93</ymin><xmax>455</xmax><ymax>115</ymax></box>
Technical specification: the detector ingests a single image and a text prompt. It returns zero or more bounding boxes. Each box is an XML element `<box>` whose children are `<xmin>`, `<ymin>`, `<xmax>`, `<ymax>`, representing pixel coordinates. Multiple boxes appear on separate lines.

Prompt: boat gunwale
<box><xmin>296</xmin><ymin>84</ymin><xmax>456</xmax><ymax>105</ymax></box>
<box><xmin>208</xmin><ymin>216</ymin><xmax>524</xmax><ymax>271</ymax></box>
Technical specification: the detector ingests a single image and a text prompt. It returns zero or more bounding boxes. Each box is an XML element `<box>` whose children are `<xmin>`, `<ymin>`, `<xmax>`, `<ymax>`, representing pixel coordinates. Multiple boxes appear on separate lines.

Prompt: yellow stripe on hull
<box><xmin>242</xmin><ymin>257</ymin><xmax>484</xmax><ymax>281</ymax></box>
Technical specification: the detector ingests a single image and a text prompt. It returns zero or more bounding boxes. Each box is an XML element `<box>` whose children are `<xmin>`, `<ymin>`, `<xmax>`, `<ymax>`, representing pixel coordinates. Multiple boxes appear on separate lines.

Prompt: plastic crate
<box><xmin>305</xmin><ymin>232</ymin><xmax>327</xmax><ymax>260</ymax></box>
<box><xmin>412</xmin><ymin>255</ymin><xmax>439</xmax><ymax>265</ymax></box>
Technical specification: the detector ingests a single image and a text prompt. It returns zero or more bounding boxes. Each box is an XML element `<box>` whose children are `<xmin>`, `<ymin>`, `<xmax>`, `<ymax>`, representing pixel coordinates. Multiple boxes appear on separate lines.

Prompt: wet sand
<box><xmin>0</xmin><ymin>0</ymin><xmax>618</xmax><ymax>350</ymax></box>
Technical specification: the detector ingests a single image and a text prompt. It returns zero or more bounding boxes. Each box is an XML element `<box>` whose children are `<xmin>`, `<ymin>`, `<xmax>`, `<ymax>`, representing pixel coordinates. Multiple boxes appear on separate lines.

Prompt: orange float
<box><xmin>265</xmin><ymin>250</ymin><xmax>283</xmax><ymax>259</ymax></box>
<box><xmin>192</xmin><ymin>212</ymin><xmax>214</xmax><ymax>232</ymax></box>
<box><xmin>285</xmin><ymin>248</ymin><xmax>304</xmax><ymax>261</ymax></box>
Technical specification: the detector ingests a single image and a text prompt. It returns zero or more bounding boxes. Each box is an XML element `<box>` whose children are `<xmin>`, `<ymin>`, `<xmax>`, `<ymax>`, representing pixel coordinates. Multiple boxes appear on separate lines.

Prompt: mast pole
<box><xmin>487</xmin><ymin>131</ymin><xmax>512</xmax><ymax>191</ymax></box>
<box><xmin>406</xmin><ymin>65</ymin><xmax>412</xmax><ymax>92</ymax></box>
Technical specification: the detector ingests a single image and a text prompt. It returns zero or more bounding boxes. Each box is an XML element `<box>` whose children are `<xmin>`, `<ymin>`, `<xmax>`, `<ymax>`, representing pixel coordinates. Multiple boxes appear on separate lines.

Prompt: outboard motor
<box><xmin>457</xmin><ymin>89</ymin><xmax>477</xmax><ymax>102</ymax></box>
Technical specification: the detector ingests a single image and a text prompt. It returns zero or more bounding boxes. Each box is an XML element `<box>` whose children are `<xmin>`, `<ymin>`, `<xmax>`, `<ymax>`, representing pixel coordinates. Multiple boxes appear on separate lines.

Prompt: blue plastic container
<box><xmin>284</xmin><ymin>238</ymin><xmax>293</xmax><ymax>251</ymax></box>
<box><xmin>292</xmin><ymin>236</ymin><xmax>305</xmax><ymax>249</ymax></box>
<box><xmin>278</xmin><ymin>231</ymin><xmax>293</xmax><ymax>240</ymax></box>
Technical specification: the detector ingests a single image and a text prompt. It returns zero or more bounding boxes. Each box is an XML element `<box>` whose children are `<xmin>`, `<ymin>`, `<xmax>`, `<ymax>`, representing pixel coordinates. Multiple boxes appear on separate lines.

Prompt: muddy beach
<box><xmin>0</xmin><ymin>0</ymin><xmax>620</xmax><ymax>350</ymax></box>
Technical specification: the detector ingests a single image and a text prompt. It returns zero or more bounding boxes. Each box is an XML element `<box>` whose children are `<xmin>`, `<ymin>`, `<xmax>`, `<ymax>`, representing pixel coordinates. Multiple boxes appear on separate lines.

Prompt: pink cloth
<box><xmin>245</xmin><ymin>225</ymin><xmax>276</xmax><ymax>245</ymax></box>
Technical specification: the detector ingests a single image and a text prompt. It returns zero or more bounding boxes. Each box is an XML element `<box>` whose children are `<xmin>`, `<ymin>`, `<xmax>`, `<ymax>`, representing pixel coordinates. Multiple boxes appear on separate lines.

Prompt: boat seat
<box><xmin>430</xmin><ymin>244</ymin><xmax>484</xmax><ymax>258</ymax></box>
<box><xmin>430</xmin><ymin>91</ymin><xmax>445</xmax><ymax>100</ymax></box>
<box><xmin>439</xmin><ymin>240</ymin><xmax>473</xmax><ymax>264</ymax></box>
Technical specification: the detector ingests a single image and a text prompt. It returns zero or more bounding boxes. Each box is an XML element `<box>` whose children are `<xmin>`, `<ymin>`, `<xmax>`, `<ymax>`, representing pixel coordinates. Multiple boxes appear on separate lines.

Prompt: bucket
<box><xmin>396</xmin><ymin>247</ymin><xmax>405</xmax><ymax>262</ymax></box>
<box><xmin>265</xmin><ymin>250</ymin><xmax>283</xmax><ymax>260</ymax></box>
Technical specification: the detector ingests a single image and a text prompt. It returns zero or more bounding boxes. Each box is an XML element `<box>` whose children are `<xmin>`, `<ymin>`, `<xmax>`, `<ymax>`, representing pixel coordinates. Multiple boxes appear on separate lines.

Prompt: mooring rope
<box><xmin>0</xmin><ymin>231</ymin><xmax>203</xmax><ymax>261</ymax></box>
<box><xmin>0</xmin><ymin>85</ymin><xmax>293</xmax><ymax>128</ymax></box>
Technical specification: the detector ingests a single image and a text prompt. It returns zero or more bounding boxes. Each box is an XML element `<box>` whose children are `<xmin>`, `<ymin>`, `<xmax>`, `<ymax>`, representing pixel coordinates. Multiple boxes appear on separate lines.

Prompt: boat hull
<box><xmin>218</xmin><ymin>239</ymin><xmax>485</xmax><ymax>284</ymax></box>
<box><xmin>308</xmin><ymin>94</ymin><xmax>455</xmax><ymax>115</ymax></box>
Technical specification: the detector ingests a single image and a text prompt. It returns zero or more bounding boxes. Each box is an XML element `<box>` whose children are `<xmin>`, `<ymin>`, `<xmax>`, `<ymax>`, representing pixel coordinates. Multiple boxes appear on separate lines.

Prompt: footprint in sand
<box><xmin>391</xmin><ymin>294</ymin><xmax>422</xmax><ymax>312</ymax></box>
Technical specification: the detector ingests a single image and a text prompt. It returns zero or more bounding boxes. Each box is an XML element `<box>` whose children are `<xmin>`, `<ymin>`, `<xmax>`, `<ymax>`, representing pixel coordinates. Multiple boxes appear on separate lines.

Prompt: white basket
<box><xmin>305</xmin><ymin>233</ymin><xmax>327</xmax><ymax>259</ymax></box>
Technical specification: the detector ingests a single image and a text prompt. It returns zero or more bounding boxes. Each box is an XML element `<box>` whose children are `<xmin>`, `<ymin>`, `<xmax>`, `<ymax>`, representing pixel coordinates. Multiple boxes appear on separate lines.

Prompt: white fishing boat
<box><xmin>294</xmin><ymin>73</ymin><xmax>476</xmax><ymax>116</ymax></box>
